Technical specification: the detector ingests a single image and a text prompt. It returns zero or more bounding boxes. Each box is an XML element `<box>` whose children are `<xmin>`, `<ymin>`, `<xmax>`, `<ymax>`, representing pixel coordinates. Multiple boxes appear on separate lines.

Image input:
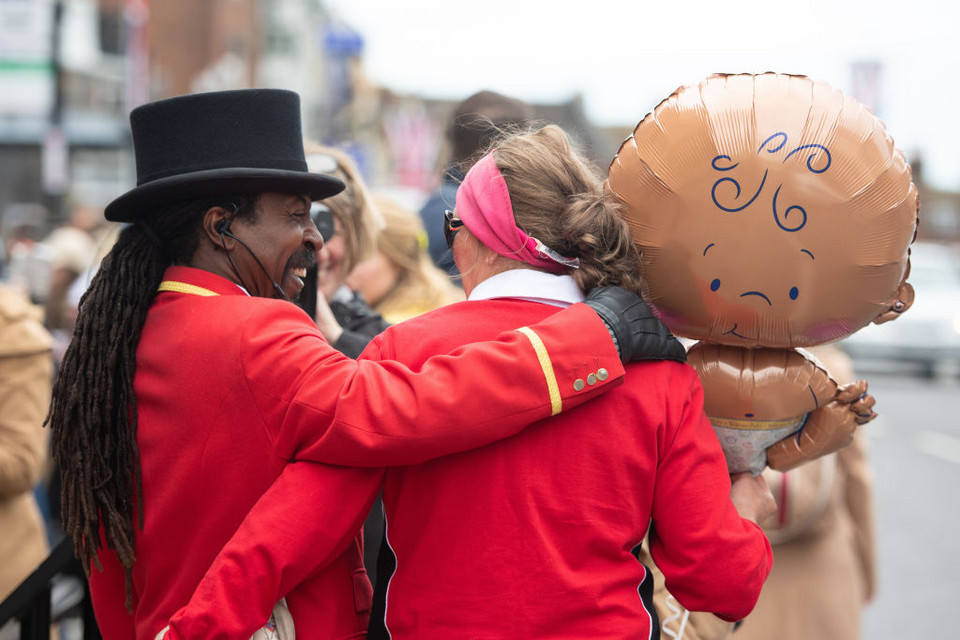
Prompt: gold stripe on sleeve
<box><xmin>157</xmin><ymin>281</ymin><xmax>220</xmax><ymax>297</ymax></box>
<box><xmin>517</xmin><ymin>326</ymin><xmax>562</xmax><ymax>416</ymax></box>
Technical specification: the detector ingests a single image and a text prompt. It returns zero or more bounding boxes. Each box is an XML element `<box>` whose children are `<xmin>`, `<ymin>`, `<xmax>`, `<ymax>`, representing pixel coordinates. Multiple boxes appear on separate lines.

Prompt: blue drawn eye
<box><xmin>711</xmin><ymin>279</ymin><xmax>721</xmax><ymax>292</ymax></box>
<box><xmin>789</xmin><ymin>286</ymin><xmax>799</xmax><ymax>300</ymax></box>
<box><xmin>745</xmin><ymin>413</ymin><xmax>754</xmax><ymax>418</ymax></box>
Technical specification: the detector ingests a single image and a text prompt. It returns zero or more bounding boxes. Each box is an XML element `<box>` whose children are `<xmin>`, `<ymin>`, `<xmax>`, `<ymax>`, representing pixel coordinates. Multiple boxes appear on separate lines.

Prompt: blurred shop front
<box><xmin>0</xmin><ymin>0</ymin><xmax>134</xmax><ymax>239</ymax></box>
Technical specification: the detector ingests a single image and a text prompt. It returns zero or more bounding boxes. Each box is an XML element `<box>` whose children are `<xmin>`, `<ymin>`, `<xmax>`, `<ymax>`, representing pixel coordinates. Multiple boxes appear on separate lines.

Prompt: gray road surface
<box><xmin>860</xmin><ymin>371</ymin><xmax>960</xmax><ymax>639</ymax></box>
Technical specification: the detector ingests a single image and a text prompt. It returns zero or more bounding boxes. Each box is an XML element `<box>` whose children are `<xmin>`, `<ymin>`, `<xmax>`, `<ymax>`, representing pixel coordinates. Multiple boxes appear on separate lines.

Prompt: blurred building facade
<box><xmin>1</xmin><ymin>1</ymin><xmax>958</xmax><ymax>242</ymax></box>
<box><xmin>912</xmin><ymin>158</ymin><xmax>960</xmax><ymax>244</ymax></box>
<box><xmin>0</xmin><ymin>0</ymin><xmax>130</xmax><ymax>231</ymax></box>
<box><xmin>848</xmin><ymin>61</ymin><xmax>957</xmax><ymax>246</ymax></box>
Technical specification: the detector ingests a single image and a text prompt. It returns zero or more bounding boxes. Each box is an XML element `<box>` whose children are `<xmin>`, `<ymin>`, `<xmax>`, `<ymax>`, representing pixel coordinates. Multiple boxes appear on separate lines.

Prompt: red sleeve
<box><xmin>648</xmin><ymin>367</ymin><xmax>773</xmax><ymax>622</ymax></box>
<box><xmin>245</xmin><ymin>302</ymin><xmax>625</xmax><ymax>467</ymax></box>
<box><xmin>165</xmin><ymin>462</ymin><xmax>384</xmax><ymax>639</ymax></box>
<box><xmin>87</xmin><ymin>533</ymin><xmax>137</xmax><ymax>640</ymax></box>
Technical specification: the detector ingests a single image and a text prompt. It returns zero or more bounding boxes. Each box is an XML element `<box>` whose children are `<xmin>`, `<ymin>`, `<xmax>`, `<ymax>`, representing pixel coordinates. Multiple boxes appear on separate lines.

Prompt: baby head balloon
<box><xmin>607</xmin><ymin>73</ymin><xmax>919</xmax><ymax>473</ymax></box>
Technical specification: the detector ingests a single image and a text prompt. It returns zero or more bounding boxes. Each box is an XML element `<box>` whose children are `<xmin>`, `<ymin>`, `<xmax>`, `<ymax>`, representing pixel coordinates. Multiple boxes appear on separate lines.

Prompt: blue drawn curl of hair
<box><xmin>758</xmin><ymin>132</ymin><xmax>788</xmax><ymax>154</ymax></box>
<box><xmin>710</xmin><ymin>154</ymin><xmax>767</xmax><ymax>213</ymax></box>
<box><xmin>711</xmin><ymin>155</ymin><xmax>739</xmax><ymax>171</ymax></box>
<box><xmin>709</xmin><ymin>134</ymin><xmax>830</xmax><ymax>222</ymax></box>
<box><xmin>772</xmin><ymin>185</ymin><xmax>807</xmax><ymax>231</ymax></box>
<box><xmin>784</xmin><ymin>144</ymin><xmax>832</xmax><ymax>174</ymax></box>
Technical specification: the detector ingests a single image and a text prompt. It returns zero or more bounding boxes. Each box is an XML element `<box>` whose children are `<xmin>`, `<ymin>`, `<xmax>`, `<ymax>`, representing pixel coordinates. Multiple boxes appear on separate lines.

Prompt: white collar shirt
<box><xmin>467</xmin><ymin>269</ymin><xmax>583</xmax><ymax>308</ymax></box>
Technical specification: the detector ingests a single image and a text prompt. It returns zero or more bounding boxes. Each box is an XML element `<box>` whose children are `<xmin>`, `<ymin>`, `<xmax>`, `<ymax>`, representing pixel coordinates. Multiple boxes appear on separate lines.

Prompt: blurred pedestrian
<box><xmin>0</xmin><ymin>283</ymin><xmax>53</xmax><ymax>632</ymax></box>
<box><xmin>41</xmin><ymin>201</ymin><xmax>100</xmax><ymax>333</ymax></box>
<box><xmin>45</xmin><ymin>88</ymin><xmax>652</xmax><ymax>639</ymax></box>
<box><xmin>304</xmin><ymin>144</ymin><xmax>389</xmax><ymax>358</ymax></box>
<box><xmin>1</xmin><ymin>204</ymin><xmax>52</xmax><ymax>304</ymax></box>
<box><xmin>732</xmin><ymin>343</ymin><xmax>876</xmax><ymax>640</ymax></box>
<box><xmin>166</xmin><ymin>124</ymin><xmax>770</xmax><ymax>639</ymax></box>
<box><xmin>60</xmin><ymin>221</ymin><xmax>122</xmax><ymax>346</ymax></box>
<box><xmin>419</xmin><ymin>89</ymin><xmax>533</xmax><ymax>276</ymax></box>
<box><xmin>347</xmin><ymin>194</ymin><xmax>464</xmax><ymax>324</ymax></box>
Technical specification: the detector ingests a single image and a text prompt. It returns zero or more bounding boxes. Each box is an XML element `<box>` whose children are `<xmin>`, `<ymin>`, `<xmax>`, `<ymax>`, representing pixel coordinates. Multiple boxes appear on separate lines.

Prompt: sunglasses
<box><xmin>305</xmin><ymin>152</ymin><xmax>340</xmax><ymax>175</ymax></box>
<box><xmin>311</xmin><ymin>203</ymin><xmax>337</xmax><ymax>243</ymax></box>
<box><xmin>443</xmin><ymin>209</ymin><xmax>464</xmax><ymax>249</ymax></box>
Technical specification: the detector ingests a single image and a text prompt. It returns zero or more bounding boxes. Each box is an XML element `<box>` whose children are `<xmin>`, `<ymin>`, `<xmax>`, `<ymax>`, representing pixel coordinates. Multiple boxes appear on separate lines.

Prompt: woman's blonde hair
<box><xmin>489</xmin><ymin>124</ymin><xmax>643</xmax><ymax>294</ymax></box>
<box><xmin>304</xmin><ymin>142</ymin><xmax>383</xmax><ymax>273</ymax></box>
<box><xmin>369</xmin><ymin>195</ymin><xmax>464</xmax><ymax>322</ymax></box>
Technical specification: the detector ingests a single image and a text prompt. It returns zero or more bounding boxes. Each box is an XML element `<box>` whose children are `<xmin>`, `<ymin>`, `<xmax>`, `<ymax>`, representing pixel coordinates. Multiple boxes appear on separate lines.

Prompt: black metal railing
<box><xmin>0</xmin><ymin>537</ymin><xmax>101</xmax><ymax>640</ymax></box>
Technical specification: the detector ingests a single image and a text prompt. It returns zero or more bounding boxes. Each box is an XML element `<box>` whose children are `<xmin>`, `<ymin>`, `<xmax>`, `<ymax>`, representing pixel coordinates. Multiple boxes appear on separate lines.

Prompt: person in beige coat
<box><xmin>0</xmin><ymin>283</ymin><xmax>53</xmax><ymax>602</ymax></box>
<box><xmin>732</xmin><ymin>343</ymin><xmax>876</xmax><ymax>640</ymax></box>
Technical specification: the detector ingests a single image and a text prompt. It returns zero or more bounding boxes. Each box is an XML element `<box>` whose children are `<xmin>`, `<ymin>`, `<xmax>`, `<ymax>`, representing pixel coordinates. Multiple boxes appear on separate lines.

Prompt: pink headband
<box><xmin>455</xmin><ymin>152</ymin><xmax>580</xmax><ymax>273</ymax></box>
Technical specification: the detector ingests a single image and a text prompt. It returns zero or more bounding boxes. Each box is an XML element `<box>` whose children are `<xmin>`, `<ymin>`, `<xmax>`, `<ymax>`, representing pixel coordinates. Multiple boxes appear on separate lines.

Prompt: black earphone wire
<box><xmin>217</xmin><ymin>203</ymin><xmax>289</xmax><ymax>300</ymax></box>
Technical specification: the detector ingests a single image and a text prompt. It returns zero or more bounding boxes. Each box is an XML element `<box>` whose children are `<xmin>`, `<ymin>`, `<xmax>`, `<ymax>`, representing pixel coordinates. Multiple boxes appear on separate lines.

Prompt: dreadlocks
<box><xmin>47</xmin><ymin>195</ymin><xmax>255</xmax><ymax>606</ymax></box>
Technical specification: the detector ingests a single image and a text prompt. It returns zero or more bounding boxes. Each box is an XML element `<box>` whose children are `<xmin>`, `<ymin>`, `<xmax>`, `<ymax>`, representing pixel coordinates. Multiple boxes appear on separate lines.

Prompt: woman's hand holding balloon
<box><xmin>730</xmin><ymin>472</ymin><xmax>777</xmax><ymax>524</ymax></box>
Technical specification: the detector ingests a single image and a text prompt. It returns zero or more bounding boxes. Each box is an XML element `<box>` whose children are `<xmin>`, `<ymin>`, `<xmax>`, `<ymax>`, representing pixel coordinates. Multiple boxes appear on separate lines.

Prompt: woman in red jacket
<box><xmin>168</xmin><ymin>124</ymin><xmax>775</xmax><ymax>639</ymax></box>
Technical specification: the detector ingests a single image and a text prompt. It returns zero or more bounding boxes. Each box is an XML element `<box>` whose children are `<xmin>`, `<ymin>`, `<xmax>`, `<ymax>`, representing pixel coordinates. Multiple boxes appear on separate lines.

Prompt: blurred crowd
<box><xmin>0</xmin><ymin>196</ymin><xmax>121</xmax><ymax>638</ymax></box>
<box><xmin>0</xmin><ymin>88</ymin><xmax>876</xmax><ymax>640</ymax></box>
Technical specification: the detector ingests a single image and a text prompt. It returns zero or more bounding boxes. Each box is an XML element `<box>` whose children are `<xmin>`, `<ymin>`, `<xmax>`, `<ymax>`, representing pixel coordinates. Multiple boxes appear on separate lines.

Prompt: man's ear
<box><xmin>202</xmin><ymin>206</ymin><xmax>236</xmax><ymax>249</ymax></box>
<box><xmin>873</xmin><ymin>280</ymin><xmax>915</xmax><ymax>325</ymax></box>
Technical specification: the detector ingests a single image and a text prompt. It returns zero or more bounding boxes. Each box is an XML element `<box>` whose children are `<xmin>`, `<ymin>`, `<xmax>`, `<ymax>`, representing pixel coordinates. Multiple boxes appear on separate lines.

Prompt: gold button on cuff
<box><xmin>573</xmin><ymin>379</ymin><xmax>585</xmax><ymax>391</ymax></box>
<box><xmin>587</xmin><ymin>373</ymin><xmax>597</xmax><ymax>385</ymax></box>
<box><xmin>597</xmin><ymin>368</ymin><xmax>609</xmax><ymax>381</ymax></box>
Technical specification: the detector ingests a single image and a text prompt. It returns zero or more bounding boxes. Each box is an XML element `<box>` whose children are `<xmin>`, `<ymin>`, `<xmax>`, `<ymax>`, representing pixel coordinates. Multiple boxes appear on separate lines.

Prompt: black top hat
<box><xmin>104</xmin><ymin>89</ymin><xmax>345</xmax><ymax>222</ymax></box>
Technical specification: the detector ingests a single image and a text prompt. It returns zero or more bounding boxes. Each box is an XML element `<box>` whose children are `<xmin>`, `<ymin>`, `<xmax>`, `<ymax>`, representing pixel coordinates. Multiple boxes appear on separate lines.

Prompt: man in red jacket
<box><xmin>46</xmin><ymin>89</ymin><xmax>685</xmax><ymax>639</ymax></box>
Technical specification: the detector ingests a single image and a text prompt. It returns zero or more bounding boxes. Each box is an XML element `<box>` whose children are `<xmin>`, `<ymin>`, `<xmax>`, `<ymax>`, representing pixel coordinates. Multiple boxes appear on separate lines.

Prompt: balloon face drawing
<box><xmin>607</xmin><ymin>73</ymin><xmax>918</xmax><ymax>474</ymax></box>
<box><xmin>608</xmin><ymin>73</ymin><xmax>918</xmax><ymax>349</ymax></box>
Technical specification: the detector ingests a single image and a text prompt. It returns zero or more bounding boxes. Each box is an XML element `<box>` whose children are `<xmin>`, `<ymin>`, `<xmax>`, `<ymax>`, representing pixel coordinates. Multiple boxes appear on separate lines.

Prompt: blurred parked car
<box><xmin>839</xmin><ymin>242</ymin><xmax>960</xmax><ymax>378</ymax></box>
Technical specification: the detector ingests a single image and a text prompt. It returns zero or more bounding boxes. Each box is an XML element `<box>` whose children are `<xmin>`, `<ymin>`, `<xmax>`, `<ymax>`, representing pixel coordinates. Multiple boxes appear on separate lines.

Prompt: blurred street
<box><xmin>859</xmin><ymin>369</ymin><xmax>960</xmax><ymax>639</ymax></box>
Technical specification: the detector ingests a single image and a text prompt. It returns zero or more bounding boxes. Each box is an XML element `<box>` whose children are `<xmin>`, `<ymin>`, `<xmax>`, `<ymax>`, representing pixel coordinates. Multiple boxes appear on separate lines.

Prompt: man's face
<box><xmin>232</xmin><ymin>192</ymin><xmax>322</xmax><ymax>300</ymax></box>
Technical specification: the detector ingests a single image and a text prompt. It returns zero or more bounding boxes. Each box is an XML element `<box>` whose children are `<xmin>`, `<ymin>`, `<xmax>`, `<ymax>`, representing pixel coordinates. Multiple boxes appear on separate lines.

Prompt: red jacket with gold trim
<box><xmin>87</xmin><ymin>266</ymin><xmax>624</xmax><ymax>639</ymax></box>
<box><xmin>370</xmin><ymin>300</ymin><xmax>772</xmax><ymax>637</ymax></box>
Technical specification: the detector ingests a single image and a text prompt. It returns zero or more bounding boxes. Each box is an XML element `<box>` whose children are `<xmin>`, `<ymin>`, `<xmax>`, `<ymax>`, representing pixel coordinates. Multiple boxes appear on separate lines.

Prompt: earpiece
<box><xmin>215</xmin><ymin>203</ymin><xmax>239</xmax><ymax>236</ymax></box>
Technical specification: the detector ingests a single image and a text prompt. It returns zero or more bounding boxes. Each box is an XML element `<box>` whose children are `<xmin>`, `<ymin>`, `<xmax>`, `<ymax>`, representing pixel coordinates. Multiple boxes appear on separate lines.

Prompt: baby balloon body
<box><xmin>608</xmin><ymin>73</ymin><xmax>918</xmax><ymax>473</ymax></box>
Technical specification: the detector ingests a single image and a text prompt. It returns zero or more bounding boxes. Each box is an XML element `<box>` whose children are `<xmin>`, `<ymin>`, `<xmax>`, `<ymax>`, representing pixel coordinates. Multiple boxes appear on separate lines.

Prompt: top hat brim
<box><xmin>104</xmin><ymin>168</ymin><xmax>346</xmax><ymax>222</ymax></box>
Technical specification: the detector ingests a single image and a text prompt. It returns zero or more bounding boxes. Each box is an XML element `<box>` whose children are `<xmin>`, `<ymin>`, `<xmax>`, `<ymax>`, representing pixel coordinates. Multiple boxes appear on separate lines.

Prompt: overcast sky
<box><xmin>326</xmin><ymin>0</ymin><xmax>959</xmax><ymax>190</ymax></box>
